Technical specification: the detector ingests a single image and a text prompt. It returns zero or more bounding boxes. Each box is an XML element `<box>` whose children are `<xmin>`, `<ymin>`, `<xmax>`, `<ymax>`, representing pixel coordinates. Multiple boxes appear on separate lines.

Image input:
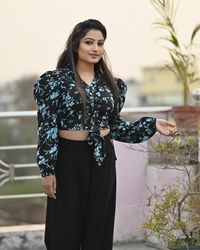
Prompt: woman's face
<box><xmin>77</xmin><ymin>29</ymin><xmax>105</xmax><ymax>65</ymax></box>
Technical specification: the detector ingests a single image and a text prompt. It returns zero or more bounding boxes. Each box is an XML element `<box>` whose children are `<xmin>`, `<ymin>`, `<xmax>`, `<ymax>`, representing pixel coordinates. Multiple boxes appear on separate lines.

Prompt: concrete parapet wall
<box><xmin>0</xmin><ymin>224</ymin><xmax>45</xmax><ymax>250</ymax></box>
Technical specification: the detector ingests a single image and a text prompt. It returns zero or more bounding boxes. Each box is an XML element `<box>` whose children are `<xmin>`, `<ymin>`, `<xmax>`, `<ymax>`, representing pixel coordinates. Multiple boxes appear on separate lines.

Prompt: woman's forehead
<box><xmin>83</xmin><ymin>29</ymin><xmax>104</xmax><ymax>40</ymax></box>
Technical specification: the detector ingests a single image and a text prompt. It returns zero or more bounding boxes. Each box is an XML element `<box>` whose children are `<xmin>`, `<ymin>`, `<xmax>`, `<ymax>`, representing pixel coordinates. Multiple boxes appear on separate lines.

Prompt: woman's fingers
<box><xmin>42</xmin><ymin>175</ymin><xmax>57</xmax><ymax>199</ymax></box>
<box><xmin>156</xmin><ymin>119</ymin><xmax>181</xmax><ymax>137</ymax></box>
<box><xmin>165</xmin><ymin>121</ymin><xmax>181</xmax><ymax>136</ymax></box>
<box><xmin>42</xmin><ymin>183</ymin><xmax>52</xmax><ymax>197</ymax></box>
<box><xmin>53</xmin><ymin>178</ymin><xmax>57</xmax><ymax>197</ymax></box>
<box><xmin>169</xmin><ymin>129</ymin><xmax>181</xmax><ymax>137</ymax></box>
<box><xmin>49</xmin><ymin>185</ymin><xmax>56</xmax><ymax>199</ymax></box>
<box><xmin>173</xmin><ymin>130</ymin><xmax>181</xmax><ymax>136</ymax></box>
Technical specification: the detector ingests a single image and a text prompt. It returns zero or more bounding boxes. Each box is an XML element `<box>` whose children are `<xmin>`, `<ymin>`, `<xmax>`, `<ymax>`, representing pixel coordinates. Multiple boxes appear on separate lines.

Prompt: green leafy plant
<box><xmin>141</xmin><ymin>129</ymin><xmax>200</xmax><ymax>249</ymax></box>
<box><xmin>142</xmin><ymin>185</ymin><xmax>200</xmax><ymax>249</ymax></box>
<box><xmin>150</xmin><ymin>0</ymin><xmax>200</xmax><ymax>105</ymax></box>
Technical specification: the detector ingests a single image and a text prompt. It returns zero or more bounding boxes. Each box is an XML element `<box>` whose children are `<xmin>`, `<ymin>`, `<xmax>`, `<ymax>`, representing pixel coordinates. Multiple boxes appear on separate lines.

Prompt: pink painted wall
<box><xmin>113</xmin><ymin>139</ymin><xmax>181</xmax><ymax>242</ymax></box>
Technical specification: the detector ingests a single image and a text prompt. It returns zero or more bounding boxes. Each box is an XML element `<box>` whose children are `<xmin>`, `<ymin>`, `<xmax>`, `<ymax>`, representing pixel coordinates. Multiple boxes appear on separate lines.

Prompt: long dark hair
<box><xmin>56</xmin><ymin>19</ymin><xmax>119</xmax><ymax>127</ymax></box>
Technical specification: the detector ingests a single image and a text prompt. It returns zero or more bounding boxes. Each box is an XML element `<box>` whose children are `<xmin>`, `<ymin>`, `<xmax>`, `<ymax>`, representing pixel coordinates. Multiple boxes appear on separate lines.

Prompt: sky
<box><xmin>1</xmin><ymin>0</ymin><xmax>200</xmax><ymax>84</ymax></box>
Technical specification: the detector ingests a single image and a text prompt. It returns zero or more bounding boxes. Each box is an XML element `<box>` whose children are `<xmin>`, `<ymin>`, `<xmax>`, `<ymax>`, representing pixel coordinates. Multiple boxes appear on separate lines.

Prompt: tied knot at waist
<box><xmin>87</xmin><ymin>128</ymin><xmax>109</xmax><ymax>166</ymax></box>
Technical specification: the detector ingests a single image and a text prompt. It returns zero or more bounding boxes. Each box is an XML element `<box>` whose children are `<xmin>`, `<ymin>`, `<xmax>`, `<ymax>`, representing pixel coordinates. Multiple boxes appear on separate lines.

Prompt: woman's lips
<box><xmin>89</xmin><ymin>54</ymin><xmax>99</xmax><ymax>57</ymax></box>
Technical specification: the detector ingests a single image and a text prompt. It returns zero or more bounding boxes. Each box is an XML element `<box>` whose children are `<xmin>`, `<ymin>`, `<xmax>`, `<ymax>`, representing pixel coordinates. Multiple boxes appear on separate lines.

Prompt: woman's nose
<box><xmin>92</xmin><ymin>43</ymin><xmax>98</xmax><ymax>51</ymax></box>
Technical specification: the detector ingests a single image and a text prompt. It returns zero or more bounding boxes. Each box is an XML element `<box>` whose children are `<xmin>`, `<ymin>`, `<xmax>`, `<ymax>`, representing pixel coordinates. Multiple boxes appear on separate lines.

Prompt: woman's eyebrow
<box><xmin>83</xmin><ymin>37</ymin><xmax>104</xmax><ymax>42</ymax></box>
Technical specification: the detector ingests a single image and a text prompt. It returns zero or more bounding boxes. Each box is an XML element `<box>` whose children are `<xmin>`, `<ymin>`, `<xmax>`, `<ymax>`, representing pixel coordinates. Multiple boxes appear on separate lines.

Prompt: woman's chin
<box><xmin>88</xmin><ymin>58</ymin><xmax>101</xmax><ymax>64</ymax></box>
<box><xmin>81</xmin><ymin>58</ymin><xmax>101</xmax><ymax>65</ymax></box>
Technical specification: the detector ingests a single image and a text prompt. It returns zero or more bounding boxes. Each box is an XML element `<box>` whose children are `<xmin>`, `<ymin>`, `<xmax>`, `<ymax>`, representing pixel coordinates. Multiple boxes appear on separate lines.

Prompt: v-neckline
<box><xmin>80</xmin><ymin>73</ymin><xmax>96</xmax><ymax>87</ymax></box>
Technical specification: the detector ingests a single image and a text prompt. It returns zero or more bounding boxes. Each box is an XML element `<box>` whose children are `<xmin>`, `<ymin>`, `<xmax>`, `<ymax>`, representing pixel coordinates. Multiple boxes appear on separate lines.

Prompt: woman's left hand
<box><xmin>156</xmin><ymin>119</ymin><xmax>181</xmax><ymax>137</ymax></box>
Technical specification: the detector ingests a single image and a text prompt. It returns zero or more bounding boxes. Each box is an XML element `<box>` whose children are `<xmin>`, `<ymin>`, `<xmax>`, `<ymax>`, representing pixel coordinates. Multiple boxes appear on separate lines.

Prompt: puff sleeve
<box><xmin>33</xmin><ymin>71</ymin><xmax>60</xmax><ymax>177</ymax></box>
<box><xmin>110</xmin><ymin>78</ymin><xmax>157</xmax><ymax>143</ymax></box>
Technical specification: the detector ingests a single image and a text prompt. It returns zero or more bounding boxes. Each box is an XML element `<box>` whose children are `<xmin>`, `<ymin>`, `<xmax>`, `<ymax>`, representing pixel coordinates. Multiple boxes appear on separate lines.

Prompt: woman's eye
<box><xmin>85</xmin><ymin>41</ymin><xmax>93</xmax><ymax>45</ymax></box>
<box><xmin>98</xmin><ymin>43</ymin><xmax>103</xmax><ymax>47</ymax></box>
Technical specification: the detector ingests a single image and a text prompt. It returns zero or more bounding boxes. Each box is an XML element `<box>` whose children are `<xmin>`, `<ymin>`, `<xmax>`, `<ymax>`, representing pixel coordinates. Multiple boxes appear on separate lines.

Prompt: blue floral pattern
<box><xmin>33</xmin><ymin>65</ymin><xmax>157</xmax><ymax>177</ymax></box>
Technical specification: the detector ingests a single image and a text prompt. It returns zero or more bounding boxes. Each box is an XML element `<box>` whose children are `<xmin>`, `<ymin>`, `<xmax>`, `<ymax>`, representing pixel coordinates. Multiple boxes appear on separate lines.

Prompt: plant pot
<box><xmin>172</xmin><ymin>105</ymin><xmax>200</xmax><ymax>129</ymax></box>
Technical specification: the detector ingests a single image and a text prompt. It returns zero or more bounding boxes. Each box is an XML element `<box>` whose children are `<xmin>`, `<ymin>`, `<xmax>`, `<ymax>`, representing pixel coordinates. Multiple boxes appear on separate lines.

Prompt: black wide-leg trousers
<box><xmin>45</xmin><ymin>133</ymin><xmax>117</xmax><ymax>250</ymax></box>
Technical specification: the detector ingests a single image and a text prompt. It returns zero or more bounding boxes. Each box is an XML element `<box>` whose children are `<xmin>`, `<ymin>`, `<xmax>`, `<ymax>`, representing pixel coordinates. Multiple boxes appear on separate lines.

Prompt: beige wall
<box><xmin>139</xmin><ymin>66</ymin><xmax>200</xmax><ymax>105</ymax></box>
<box><xmin>140</xmin><ymin>67</ymin><xmax>181</xmax><ymax>95</ymax></box>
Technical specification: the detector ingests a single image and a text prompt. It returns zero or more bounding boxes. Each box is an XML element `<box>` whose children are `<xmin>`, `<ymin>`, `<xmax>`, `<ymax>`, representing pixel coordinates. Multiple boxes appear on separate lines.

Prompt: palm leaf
<box><xmin>168</xmin><ymin>0</ymin><xmax>179</xmax><ymax>22</ymax></box>
<box><xmin>173</xmin><ymin>0</ymin><xmax>180</xmax><ymax>20</ymax></box>
<box><xmin>169</xmin><ymin>32</ymin><xmax>179</xmax><ymax>47</ymax></box>
<box><xmin>165</xmin><ymin>18</ymin><xmax>176</xmax><ymax>35</ymax></box>
<box><xmin>153</xmin><ymin>21</ymin><xmax>166</xmax><ymax>27</ymax></box>
<box><xmin>150</xmin><ymin>0</ymin><xmax>167</xmax><ymax>19</ymax></box>
<box><xmin>151</xmin><ymin>0</ymin><xmax>166</xmax><ymax>9</ymax></box>
<box><xmin>187</xmin><ymin>72</ymin><xmax>195</xmax><ymax>82</ymax></box>
<box><xmin>190</xmin><ymin>78</ymin><xmax>200</xmax><ymax>83</ymax></box>
<box><xmin>166</xmin><ymin>64</ymin><xmax>179</xmax><ymax>78</ymax></box>
<box><xmin>159</xmin><ymin>35</ymin><xmax>179</xmax><ymax>48</ymax></box>
<box><xmin>150</xmin><ymin>0</ymin><xmax>200</xmax><ymax>105</ymax></box>
<box><xmin>175</xmin><ymin>51</ymin><xmax>187</xmax><ymax>64</ymax></box>
<box><xmin>169</xmin><ymin>53</ymin><xmax>184</xmax><ymax>79</ymax></box>
<box><xmin>190</xmin><ymin>24</ymin><xmax>200</xmax><ymax>44</ymax></box>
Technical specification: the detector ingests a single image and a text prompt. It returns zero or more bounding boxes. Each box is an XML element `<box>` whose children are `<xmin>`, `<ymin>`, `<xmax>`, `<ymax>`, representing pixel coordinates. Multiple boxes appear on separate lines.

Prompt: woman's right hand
<box><xmin>42</xmin><ymin>175</ymin><xmax>57</xmax><ymax>199</ymax></box>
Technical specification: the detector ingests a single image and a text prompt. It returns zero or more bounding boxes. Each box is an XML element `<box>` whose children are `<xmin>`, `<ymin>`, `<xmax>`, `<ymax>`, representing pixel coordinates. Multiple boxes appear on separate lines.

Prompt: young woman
<box><xmin>33</xmin><ymin>19</ymin><xmax>180</xmax><ymax>250</ymax></box>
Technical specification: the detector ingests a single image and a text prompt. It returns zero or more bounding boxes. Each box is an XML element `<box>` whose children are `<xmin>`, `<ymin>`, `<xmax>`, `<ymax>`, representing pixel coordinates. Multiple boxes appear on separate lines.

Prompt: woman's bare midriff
<box><xmin>58</xmin><ymin>128</ymin><xmax>110</xmax><ymax>141</ymax></box>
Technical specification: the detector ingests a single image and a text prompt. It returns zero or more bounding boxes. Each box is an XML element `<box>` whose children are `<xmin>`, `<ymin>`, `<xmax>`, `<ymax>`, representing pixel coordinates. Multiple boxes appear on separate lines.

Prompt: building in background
<box><xmin>139</xmin><ymin>66</ymin><xmax>182</xmax><ymax>106</ymax></box>
<box><xmin>0</xmin><ymin>84</ymin><xmax>15</xmax><ymax>111</ymax></box>
<box><xmin>139</xmin><ymin>66</ymin><xmax>200</xmax><ymax>106</ymax></box>
<box><xmin>124</xmin><ymin>78</ymin><xmax>140</xmax><ymax>107</ymax></box>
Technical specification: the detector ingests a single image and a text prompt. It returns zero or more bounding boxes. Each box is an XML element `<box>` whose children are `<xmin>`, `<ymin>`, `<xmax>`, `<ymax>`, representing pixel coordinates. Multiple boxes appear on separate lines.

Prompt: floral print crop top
<box><xmin>33</xmin><ymin>65</ymin><xmax>157</xmax><ymax>177</ymax></box>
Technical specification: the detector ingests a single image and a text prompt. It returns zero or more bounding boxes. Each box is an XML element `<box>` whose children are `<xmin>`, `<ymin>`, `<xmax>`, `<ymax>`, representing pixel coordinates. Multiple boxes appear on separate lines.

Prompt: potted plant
<box><xmin>141</xmin><ymin>128</ymin><xmax>200</xmax><ymax>250</ymax></box>
<box><xmin>150</xmin><ymin>0</ymin><xmax>200</xmax><ymax>128</ymax></box>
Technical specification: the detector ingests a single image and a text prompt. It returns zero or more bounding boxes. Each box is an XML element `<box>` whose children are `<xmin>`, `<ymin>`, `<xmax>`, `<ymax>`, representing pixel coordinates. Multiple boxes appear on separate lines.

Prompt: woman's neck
<box><xmin>76</xmin><ymin>61</ymin><xmax>95</xmax><ymax>75</ymax></box>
